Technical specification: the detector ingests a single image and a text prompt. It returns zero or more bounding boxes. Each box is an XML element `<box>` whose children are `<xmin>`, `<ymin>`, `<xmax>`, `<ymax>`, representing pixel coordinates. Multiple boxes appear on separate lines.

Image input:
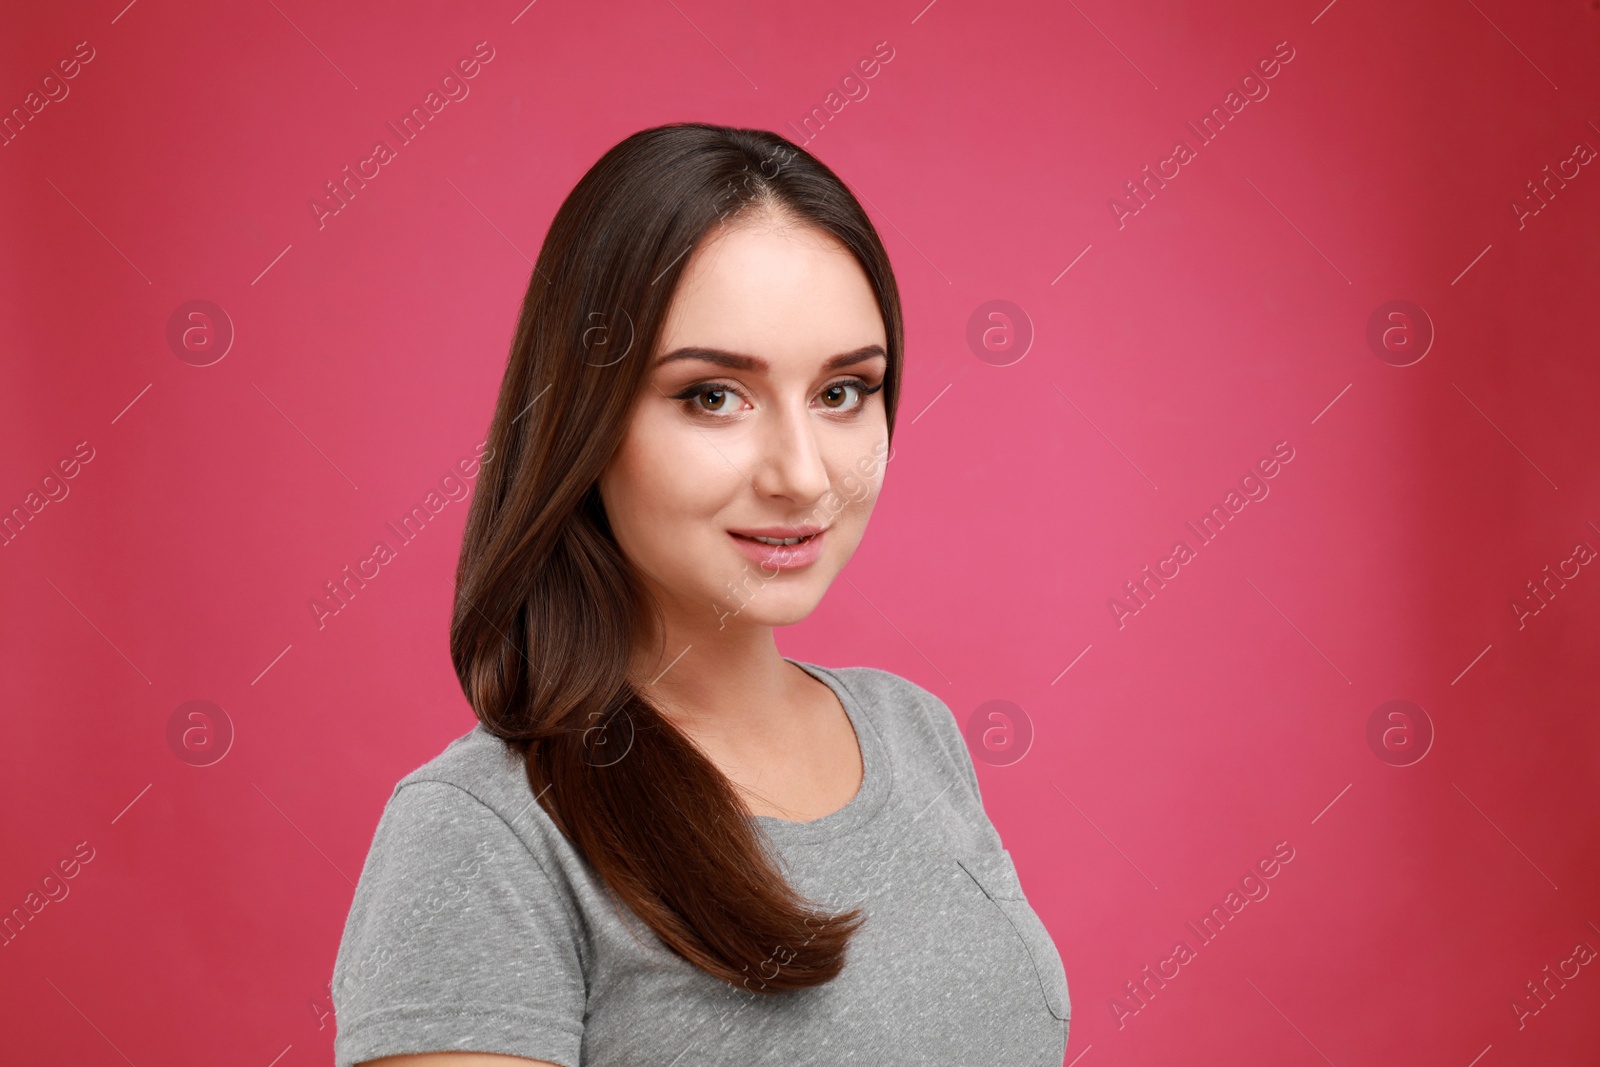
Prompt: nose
<box><xmin>749</xmin><ymin>398</ymin><xmax>831</xmax><ymax>505</ymax></box>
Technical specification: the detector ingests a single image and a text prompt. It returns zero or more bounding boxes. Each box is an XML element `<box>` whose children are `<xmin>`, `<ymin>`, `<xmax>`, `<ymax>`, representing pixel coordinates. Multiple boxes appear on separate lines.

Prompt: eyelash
<box><xmin>671</xmin><ymin>377</ymin><xmax>884</xmax><ymax>420</ymax></box>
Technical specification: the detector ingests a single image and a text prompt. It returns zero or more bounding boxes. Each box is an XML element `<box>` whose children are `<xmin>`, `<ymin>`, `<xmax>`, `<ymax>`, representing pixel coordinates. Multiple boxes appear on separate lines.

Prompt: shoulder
<box><xmin>335</xmin><ymin>726</ymin><xmax>588</xmax><ymax>1066</ymax></box>
<box><xmin>806</xmin><ymin>661</ymin><xmax>952</xmax><ymax>728</ymax></box>
<box><xmin>797</xmin><ymin>661</ymin><xmax>939</xmax><ymax>707</ymax></box>
<box><xmin>358</xmin><ymin>724</ymin><xmax>582</xmax><ymax>896</ymax></box>
<box><xmin>391</xmin><ymin>721</ymin><xmax>529</xmax><ymax>810</ymax></box>
<box><xmin>801</xmin><ymin>662</ymin><xmax>985</xmax><ymax>805</ymax></box>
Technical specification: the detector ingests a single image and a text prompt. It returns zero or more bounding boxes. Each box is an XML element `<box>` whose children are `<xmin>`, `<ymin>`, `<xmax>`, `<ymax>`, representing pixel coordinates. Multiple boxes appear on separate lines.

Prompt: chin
<box><xmin>713</xmin><ymin>583</ymin><xmax>829</xmax><ymax>630</ymax></box>
<box><xmin>745</xmin><ymin>605</ymin><xmax>823</xmax><ymax>629</ymax></box>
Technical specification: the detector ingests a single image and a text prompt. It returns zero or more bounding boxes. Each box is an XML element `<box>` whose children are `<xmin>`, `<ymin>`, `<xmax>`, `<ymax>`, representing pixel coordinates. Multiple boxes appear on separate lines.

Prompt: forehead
<box><xmin>656</xmin><ymin>217</ymin><xmax>886</xmax><ymax>364</ymax></box>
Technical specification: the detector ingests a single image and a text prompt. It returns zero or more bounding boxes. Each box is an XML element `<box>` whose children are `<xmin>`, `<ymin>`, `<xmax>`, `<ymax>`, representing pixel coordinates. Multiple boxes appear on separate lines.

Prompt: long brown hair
<box><xmin>449</xmin><ymin>123</ymin><xmax>904</xmax><ymax>992</ymax></box>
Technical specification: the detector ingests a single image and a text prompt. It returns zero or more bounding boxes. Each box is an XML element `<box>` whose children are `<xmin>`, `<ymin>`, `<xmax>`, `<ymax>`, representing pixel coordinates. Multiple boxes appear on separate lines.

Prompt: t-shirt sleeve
<box><xmin>331</xmin><ymin>779</ymin><xmax>586</xmax><ymax>1067</ymax></box>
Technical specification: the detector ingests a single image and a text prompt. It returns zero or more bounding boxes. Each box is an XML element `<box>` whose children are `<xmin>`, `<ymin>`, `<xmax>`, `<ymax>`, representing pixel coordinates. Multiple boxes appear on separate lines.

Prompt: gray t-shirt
<box><xmin>331</xmin><ymin>659</ymin><xmax>1070</xmax><ymax>1066</ymax></box>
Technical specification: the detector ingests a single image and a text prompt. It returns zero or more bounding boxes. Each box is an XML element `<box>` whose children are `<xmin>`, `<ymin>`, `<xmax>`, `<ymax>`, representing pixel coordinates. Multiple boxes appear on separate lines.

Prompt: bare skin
<box><xmin>361</xmin><ymin>206</ymin><xmax>887</xmax><ymax>1066</ymax></box>
<box><xmin>596</xmin><ymin>204</ymin><xmax>887</xmax><ymax>824</ymax></box>
<box><xmin>703</xmin><ymin>659</ymin><xmax>864</xmax><ymax>823</ymax></box>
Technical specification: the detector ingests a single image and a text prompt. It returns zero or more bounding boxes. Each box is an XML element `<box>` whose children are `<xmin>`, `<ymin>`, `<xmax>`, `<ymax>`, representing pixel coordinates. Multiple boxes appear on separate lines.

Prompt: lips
<box><xmin>727</xmin><ymin>526</ymin><xmax>827</xmax><ymax>570</ymax></box>
<box><xmin>727</xmin><ymin>525</ymin><xmax>827</xmax><ymax>541</ymax></box>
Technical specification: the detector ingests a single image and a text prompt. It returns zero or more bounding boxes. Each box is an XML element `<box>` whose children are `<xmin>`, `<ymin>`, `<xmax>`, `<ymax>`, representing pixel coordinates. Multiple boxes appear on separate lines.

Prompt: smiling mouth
<box><xmin>732</xmin><ymin>533</ymin><xmax>819</xmax><ymax>546</ymax></box>
<box><xmin>726</xmin><ymin>527</ymin><xmax>827</xmax><ymax>571</ymax></box>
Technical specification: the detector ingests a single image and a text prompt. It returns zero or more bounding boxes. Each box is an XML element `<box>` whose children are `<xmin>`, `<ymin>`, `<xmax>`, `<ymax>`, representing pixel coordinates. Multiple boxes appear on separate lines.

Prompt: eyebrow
<box><xmin>653</xmin><ymin>343</ymin><xmax>887</xmax><ymax>374</ymax></box>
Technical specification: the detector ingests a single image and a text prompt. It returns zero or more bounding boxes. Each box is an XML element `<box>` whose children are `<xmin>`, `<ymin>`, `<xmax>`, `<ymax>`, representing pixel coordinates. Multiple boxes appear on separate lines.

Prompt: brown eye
<box><xmin>819</xmin><ymin>381</ymin><xmax>866</xmax><ymax>410</ymax></box>
<box><xmin>698</xmin><ymin>387</ymin><xmax>732</xmax><ymax>412</ymax></box>
<box><xmin>672</xmin><ymin>381</ymin><xmax>747</xmax><ymax>418</ymax></box>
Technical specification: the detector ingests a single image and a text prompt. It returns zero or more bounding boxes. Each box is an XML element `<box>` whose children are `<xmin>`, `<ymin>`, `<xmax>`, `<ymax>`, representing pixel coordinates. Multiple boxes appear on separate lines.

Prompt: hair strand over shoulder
<box><xmin>450</xmin><ymin>122</ymin><xmax>904</xmax><ymax>993</ymax></box>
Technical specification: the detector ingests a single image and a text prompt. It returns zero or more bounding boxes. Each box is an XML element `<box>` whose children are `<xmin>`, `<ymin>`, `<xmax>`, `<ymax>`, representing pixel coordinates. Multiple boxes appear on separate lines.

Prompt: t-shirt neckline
<box><xmin>751</xmin><ymin>658</ymin><xmax>892</xmax><ymax>848</ymax></box>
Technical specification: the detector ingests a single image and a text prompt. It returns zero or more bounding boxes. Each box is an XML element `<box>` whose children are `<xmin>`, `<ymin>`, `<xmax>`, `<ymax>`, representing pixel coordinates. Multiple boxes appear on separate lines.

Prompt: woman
<box><xmin>331</xmin><ymin>122</ymin><xmax>1069</xmax><ymax>1066</ymax></box>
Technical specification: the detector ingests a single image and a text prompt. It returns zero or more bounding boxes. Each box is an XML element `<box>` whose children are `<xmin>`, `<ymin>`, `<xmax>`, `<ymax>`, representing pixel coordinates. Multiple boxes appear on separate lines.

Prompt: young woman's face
<box><xmin>598</xmin><ymin>211</ymin><xmax>890</xmax><ymax>641</ymax></box>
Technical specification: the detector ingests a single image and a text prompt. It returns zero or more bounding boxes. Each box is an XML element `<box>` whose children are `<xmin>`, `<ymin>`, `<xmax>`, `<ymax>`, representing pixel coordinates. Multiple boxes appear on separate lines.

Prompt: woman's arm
<box><xmin>362</xmin><ymin>1054</ymin><xmax>563</xmax><ymax>1066</ymax></box>
<box><xmin>333</xmin><ymin>781</ymin><xmax>588</xmax><ymax>1067</ymax></box>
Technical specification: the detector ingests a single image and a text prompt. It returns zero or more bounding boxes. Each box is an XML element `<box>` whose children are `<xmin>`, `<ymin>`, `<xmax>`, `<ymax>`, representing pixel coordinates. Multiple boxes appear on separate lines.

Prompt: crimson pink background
<box><xmin>4</xmin><ymin>1</ymin><xmax>1599</xmax><ymax>1064</ymax></box>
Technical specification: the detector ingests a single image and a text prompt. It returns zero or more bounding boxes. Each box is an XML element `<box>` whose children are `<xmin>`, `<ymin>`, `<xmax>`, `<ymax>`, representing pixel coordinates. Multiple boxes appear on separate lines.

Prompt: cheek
<box><xmin>837</xmin><ymin>441</ymin><xmax>887</xmax><ymax>508</ymax></box>
<box><xmin>603</xmin><ymin>414</ymin><xmax>742</xmax><ymax>562</ymax></box>
<box><xmin>846</xmin><ymin>483</ymin><xmax>883</xmax><ymax>530</ymax></box>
